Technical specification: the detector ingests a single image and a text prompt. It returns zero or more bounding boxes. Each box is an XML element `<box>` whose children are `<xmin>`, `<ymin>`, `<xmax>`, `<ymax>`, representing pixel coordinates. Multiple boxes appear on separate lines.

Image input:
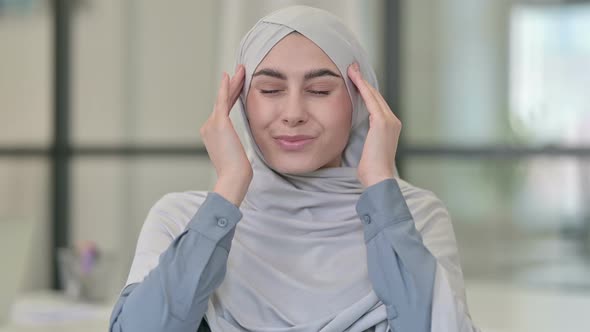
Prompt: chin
<box><xmin>271</xmin><ymin>163</ymin><xmax>320</xmax><ymax>174</ymax></box>
<box><xmin>267</xmin><ymin>156</ymin><xmax>326</xmax><ymax>174</ymax></box>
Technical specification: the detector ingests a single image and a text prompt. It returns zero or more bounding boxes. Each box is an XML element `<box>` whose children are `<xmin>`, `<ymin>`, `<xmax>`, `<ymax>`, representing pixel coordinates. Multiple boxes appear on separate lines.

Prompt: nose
<box><xmin>281</xmin><ymin>93</ymin><xmax>308</xmax><ymax>126</ymax></box>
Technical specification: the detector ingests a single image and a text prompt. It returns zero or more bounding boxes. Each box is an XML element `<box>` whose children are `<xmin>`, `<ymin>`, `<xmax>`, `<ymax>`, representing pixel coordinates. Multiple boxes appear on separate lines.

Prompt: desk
<box><xmin>467</xmin><ymin>280</ymin><xmax>590</xmax><ymax>332</ymax></box>
<box><xmin>0</xmin><ymin>321</ymin><xmax>107</xmax><ymax>332</ymax></box>
<box><xmin>1</xmin><ymin>291</ymin><xmax>112</xmax><ymax>332</ymax></box>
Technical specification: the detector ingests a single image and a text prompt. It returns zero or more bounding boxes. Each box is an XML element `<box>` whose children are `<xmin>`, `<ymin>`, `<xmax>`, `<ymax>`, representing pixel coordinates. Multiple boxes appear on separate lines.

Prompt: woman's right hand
<box><xmin>200</xmin><ymin>65</ymin><xmax>252</xmax><ymax>206</ymax></box>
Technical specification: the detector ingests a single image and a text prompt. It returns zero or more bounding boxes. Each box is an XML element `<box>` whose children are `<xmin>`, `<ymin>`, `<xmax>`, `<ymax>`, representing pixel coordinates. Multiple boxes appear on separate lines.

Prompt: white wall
<box><xmin>0</xmin><ymin>2</ymin><xmax>52</xmax><ymax>292</ymax></box>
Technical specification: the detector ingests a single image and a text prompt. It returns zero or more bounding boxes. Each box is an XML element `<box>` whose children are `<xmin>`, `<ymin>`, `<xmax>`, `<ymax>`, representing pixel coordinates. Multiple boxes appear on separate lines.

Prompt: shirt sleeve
<box><xmin>109</xmin><ymin>192</ymin><xmax>242</xmax><ymax>332</ymax></box>
<box><xmin>356</xmin><ymin>178</ymin><xmax>479</xmax><ymax>332</ymax></box>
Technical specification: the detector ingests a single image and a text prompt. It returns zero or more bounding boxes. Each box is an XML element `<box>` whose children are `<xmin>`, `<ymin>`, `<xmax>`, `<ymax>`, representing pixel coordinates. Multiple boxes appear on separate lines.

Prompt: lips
<box><xmin>273</xmin><ymin>135</ymin><xmax>316</xmax><ymax>151</ymax></box>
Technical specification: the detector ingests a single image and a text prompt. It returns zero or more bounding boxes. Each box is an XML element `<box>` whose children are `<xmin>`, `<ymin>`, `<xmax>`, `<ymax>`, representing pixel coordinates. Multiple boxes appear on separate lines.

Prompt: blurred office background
<box><xmin>1</xmin><ymin>0</ymin><xmax>589</xmax><ymax>331</ymax></box>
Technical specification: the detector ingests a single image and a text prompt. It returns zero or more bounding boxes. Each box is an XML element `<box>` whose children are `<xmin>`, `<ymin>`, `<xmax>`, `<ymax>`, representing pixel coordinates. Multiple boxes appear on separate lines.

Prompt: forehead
<box><xmin>257</xmin><ymin>33</ymin><xmax>339</xmax><ymax>72</ymax></box>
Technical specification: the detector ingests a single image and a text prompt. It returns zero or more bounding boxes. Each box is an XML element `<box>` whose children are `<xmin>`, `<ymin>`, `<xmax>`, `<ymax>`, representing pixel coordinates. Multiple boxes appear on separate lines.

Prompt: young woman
<box><xmin>109</xmin><ymin>6</ymin><xmax>479</xmax><ymax>332</ymax></box>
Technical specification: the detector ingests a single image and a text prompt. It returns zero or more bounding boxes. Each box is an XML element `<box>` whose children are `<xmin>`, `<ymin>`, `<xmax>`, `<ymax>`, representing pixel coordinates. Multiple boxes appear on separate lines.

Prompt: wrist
<box><xmin>214</xmin><ymin>174</ymin><xmax>252</xmax><ymax>206</ymax></box>
<box><xmin>361</xmin><ymin>174</ymin><xmax>394</xmax><ymax>188</ymax></box>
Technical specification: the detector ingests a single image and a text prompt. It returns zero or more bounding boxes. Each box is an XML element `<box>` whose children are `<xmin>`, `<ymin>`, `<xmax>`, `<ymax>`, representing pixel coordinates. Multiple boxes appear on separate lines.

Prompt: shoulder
<box><xmin>396</xmin><ymin>178</ymin><xmax>463</xmax><ymax>266</ymax></box>
<box><xmin>396</xmin><ymin>179</ymin><xmax>468</xmax><ymax>300</ymax></box>
<box><xmin>150</xmin><ymin>190</ymin><xmax>210</xmax><ymax>219</ymax></box>
<box><xmin>396</xmin><ymin>178</ymin><xmax>449</xmax><ymax>216</ymax></box>
<box><xmin>396</xmin><ymin>178</ymin><xmax>455</xmax><ymax>238</ymax></box>
<box><xmin>125</xmin><ymin>191</ymin><xmax>210</xmax><ymax>286</ymax></box>
<box><xmin>142</xmin><ymin>190</ymin><xmax>210</xmax><ymax>239</ymax></box>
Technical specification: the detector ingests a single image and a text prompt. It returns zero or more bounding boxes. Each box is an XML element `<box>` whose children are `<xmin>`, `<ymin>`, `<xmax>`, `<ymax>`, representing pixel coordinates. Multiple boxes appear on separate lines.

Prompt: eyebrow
<box><xmin>252</xmin><ymin>68</ymin><xmax>341</xmax><ymax>80</ymax></box>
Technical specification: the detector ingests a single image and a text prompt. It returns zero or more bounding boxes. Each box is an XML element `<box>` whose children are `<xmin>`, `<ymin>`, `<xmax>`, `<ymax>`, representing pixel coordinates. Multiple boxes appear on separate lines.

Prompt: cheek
<box><xmin>246</xmin><ymin>95</ymin><xmax>264</xmax><ymax>126</ymax></box>
<box><xmin>321</xmin><ymin>95</ymin><xmax>353</xmax><ymax>147</ymax></box>
<box><xmin>246</xmin><ymin>95</ymin><xmax>274</xmax><ymax>138</ymax></box>
<box><xmin>322</xmin><ymin>93</ymin><xmax>352</xmax><ymax>130</ymax></box>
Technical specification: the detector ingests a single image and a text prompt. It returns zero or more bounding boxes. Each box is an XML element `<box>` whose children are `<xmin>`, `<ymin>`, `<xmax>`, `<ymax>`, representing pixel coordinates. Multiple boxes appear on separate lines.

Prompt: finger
<box><xmin>215</xmin><ymin>72</ymin><xmax>230</xmax><ymax>115</ymax></box>
<box><xmin>228</xmin><ymin>65</ymin><xmax>245</xmax><ymax>105</ymax></box>
<box><xmin>229</xmin><ymin>65</ymin><xmax>244</xmax><ymax>95</ymax></box>
<box><xmin>347</xmin><ymin>64</ymin><xmax>382</xmax><ymax>117</ymax></box>
<box><xmin>350</xmin><ymin>63</ymin><xmax>389</xmax><ymax>115</ymax></box>
<box><xmin>349</xmin><ymin>64</ymin><xmax>395</xmax><ymax>119</ymax></box>
<box><xmin>363</xmin><ymin>78</ymin><xmax>393</xmax><ymax>116</ymax></box>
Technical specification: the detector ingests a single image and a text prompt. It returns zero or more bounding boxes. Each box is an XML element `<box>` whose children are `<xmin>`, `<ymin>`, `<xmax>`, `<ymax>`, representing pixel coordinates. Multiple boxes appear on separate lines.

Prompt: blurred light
<box><xmin>510</xmin><ymin>4</ymin><xmax>590</xmax><ymax>144</ymax></box>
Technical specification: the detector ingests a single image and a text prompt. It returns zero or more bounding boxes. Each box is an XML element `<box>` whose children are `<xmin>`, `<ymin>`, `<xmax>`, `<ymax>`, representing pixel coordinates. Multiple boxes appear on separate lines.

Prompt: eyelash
<box><xmin>260</xmin><ymin>89</ymin><xmax>281</xmax><ymax>94</ymax></box>
<box><xmin>260</xmin><ymin>89</ymin><xmax>330</xmax><ymax>95</ymax></box>
<box><xmin>308</xmin><ymin>90</ymin><xmax>330</xmax><ymax>95</ymax></box>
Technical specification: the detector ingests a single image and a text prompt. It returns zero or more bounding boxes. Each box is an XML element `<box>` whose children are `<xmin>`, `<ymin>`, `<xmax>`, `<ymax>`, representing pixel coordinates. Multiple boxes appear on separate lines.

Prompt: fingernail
<box><xmin>354</xmin><ymin>62</ymin><xmax>360</xmax><ymax>72</ymax></box>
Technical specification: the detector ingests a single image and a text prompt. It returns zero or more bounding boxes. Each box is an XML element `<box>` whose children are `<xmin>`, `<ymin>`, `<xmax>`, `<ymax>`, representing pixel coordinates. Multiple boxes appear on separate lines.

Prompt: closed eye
<box><xmin>308</xmin><ymin>90</ymin><xmax>330</xmax><ymax>95</ymax></box>
<box><xmin>260</xmin><ymin>89</ymin><xmax>282</xmax><ymax>94</ymax></box>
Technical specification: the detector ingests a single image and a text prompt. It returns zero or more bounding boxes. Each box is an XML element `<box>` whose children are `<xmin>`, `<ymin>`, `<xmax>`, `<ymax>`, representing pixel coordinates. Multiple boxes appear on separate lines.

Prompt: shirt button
<box><xmin>362</xmin><ymin>215</ymin><xmax>371</xmax><ymax>224</ymax></box>
<box><xmin>217</xmin><ymin>218</ymin><xmax>228</xmax><ymax>228</ymax></box>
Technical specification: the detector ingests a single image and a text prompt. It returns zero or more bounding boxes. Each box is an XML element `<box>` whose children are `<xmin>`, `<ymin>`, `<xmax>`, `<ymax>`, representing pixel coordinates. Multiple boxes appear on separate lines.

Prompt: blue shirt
<box><xmin>109</xmin><ymin>179</ymin><xmax>478</xmax><ymax>332</ymax></box>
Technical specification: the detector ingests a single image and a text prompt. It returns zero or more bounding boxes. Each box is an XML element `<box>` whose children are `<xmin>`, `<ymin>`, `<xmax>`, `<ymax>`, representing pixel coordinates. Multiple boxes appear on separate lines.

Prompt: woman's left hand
<box><xmin>347</xmin><ymin>62</ymin><xmax>401</xmax><ymax>188</ymax></box>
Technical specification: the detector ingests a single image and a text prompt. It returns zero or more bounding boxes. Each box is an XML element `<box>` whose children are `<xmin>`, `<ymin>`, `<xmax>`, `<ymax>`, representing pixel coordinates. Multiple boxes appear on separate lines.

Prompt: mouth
<box><xmin>273</xmin><ymin>135</ymin><xmax>316</xmax><ymax>151</ymax></box>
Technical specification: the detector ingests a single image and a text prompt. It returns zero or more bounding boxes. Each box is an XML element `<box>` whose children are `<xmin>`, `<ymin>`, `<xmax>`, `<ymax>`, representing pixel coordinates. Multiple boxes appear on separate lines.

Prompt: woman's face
<box><xmin>246</xmin><ymin>33</ymin><xmax>353</xmax><ymax>174</ymax></box>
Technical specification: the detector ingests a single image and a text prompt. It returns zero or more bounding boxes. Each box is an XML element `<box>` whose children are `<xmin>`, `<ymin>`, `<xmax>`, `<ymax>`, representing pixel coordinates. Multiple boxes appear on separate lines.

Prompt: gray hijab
<box><xmin>205</xmin><ymin>6</ymin><xmax>391</xmax><ymax>332</ymax></box>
